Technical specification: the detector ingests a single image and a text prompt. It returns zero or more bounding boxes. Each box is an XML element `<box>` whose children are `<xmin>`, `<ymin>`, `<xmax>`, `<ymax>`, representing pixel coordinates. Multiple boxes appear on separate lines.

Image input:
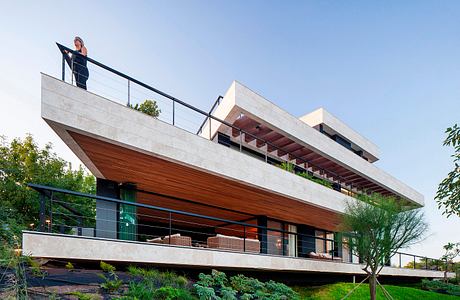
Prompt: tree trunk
<box><xmin>369</xmin><ymin>274</ymin><xmax>377</xmax><ymax>300</ymax></box>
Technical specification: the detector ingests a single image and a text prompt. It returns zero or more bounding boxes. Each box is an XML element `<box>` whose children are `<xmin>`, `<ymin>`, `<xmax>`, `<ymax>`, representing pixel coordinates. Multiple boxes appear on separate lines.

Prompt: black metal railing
<box><xmin>56</xmin><ymin>43</ymin><xmax>383</xmax><ymax>200</ymax></box>
<box><xmin>30</xmin><ymin>184</ymin><xmax>451</xmax><ymax>272</ymax></box>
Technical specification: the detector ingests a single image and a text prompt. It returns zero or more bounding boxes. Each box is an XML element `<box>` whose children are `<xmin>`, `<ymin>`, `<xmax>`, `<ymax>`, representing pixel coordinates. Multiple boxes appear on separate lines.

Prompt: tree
<box><xmin>440</xmin><ymin>242</ymin><xmax>460</xmax><ymax>283</ymax></box>
<box><xmin>436</xmin><ymin>124</ymin><xmax>460</xmax><ymax>217</ymax></box>
<box><xmin>340</xmin><ymin>194</ymin><xmax>428</xmax><ymax>300</ymax></box>
<box><xmin>0</xmin><ymin>134</ymin><xmax>95</xmax><ymax>232</ymax></box>
<box><xmin>128</xmin><ymin>99</ymin><xmax>161</xmax><ymax>118</ymax></box>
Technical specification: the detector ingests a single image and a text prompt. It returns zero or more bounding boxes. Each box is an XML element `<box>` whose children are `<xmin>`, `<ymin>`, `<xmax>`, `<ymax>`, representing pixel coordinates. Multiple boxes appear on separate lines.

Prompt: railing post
<box><xmin>413</xmin><ymin>256</ymin><xmax>416</xmax><ymax>269</ymax></box>
<box><xmin>127</xmin><ymin>80</ymin><xmax>131</xmax><ymax>107</ymax></box>
<box><xmin>61</xmin><ymin>54</ymin><xmax>65</xmax><ymax>81</ymax></box>
<box><xmin>425</xmin><ymin>257</ymin><xmax>428</xmax><ymax>270</ymax></box>
<box><xmin>169</xmin><ymin>212</ymin><xmax>172</xmax><ymax>245</ymax></box>
<box><xmin>265</xmin><ymin>144</ymin><xmax>268</xmax><ymax>163</ymax></box>
<box><xmin>49</xmin><ymin>191</ymin><xmax>54</xmax><ymax>233</ymax></box>
<box><xmin>173</xmin><ymin>101</ymin><xmax>175</xmax><ymax>126</ymax></box>
<box><xmin>77</xmin><ymin>216</ymin><xmax>83</xmax><ymax>236</ymax></box>
<box><xmin>243</xmin><ymin>226</ymin><xmax>246</xmax><ymax>252</ymax></box>
<box><xmin>39</xmin><ymin>193</ymin><xmax>46</xmax><ymax>232</ymax></box>
<box><xmin>208</xmin><ymin>117</ymin><xmax>211</xmax><ymax>140</ymax></box>
<box><xmin>239</xmin><ymin>130</ymin><xmax>242</xmax><ymax>152</ymax></box>
<box><xmin>399</xmin><ymin>253</ymin><xmax>401</xmax><ymax>268</ymax></box>
<box><xmin>71</xmin><ymin>59</ymin><xmax>74</xmax><ymax>85</ymax></box>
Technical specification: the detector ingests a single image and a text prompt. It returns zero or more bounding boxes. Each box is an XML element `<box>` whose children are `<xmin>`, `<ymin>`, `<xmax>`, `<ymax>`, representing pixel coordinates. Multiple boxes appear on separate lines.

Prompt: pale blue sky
<box><xmin>0</xmin><ymin>1</ymin><xmax>459</xmax><ymax>259</ymax></box>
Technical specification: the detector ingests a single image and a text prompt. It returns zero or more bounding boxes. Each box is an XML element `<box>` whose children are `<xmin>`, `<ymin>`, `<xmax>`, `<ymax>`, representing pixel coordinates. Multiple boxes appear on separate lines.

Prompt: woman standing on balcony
<box><xmin>70</xmin><ymin>36</ymin><xmax>89</xmax><ymax>90</ymax></box>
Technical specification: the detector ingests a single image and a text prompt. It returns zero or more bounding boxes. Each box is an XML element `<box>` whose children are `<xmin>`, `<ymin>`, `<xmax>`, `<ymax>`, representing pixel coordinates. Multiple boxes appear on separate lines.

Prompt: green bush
<box><xmin>128</xmin><ymin>99</ymin><xmax>161</xmax><ymax>118</ymax></box>
<box><xmin>421</xmin><ymin>279</ymin><xmax>460</xmax><ymax>296</ymax></box>
<box><xmin>297</xmin><ymin>171</ymin><xmax>333</xmax><ymax>189</ymax></box>
<box><xmin>98</xmin><ymin>261</ymin><xmax>123</xmax><ymax>293</ymax></box>
<box><xmin>277</xmin><ymin>162</ymin><xmax>295</xmax><ymax>173</ymax></box>
<box><xmin>152</xmin><ymin>286</ymin><xmax>195</xmax><ymax>300</ymax></box>
<box><xmin>127</xmin><ymin>266</ymin><xmax>189</xmax><ymax>289</ymax></box>
<box><xmin>194</xmin><ymin>270</ymin><xmax>298</xmax><ymax>300</ymax></box>
<box><xmin>124</xmin><ymin>267</ymin><xmax>194</xmax><ymax>299</ymax></box>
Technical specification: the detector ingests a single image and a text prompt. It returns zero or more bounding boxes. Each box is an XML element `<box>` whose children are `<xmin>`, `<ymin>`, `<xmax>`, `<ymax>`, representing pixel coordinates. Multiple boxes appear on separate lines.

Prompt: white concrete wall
<box><xmin>23</xmin><ymin>232</ymin><xmax>451</xmax><ymax>279</ymax></box>
<box><xmin>41</xmin><ymin>74</ymin><xmax>357</xmax><ymax>215</ymax></box>
<box><xmin>300</xmin><ymin>108</ymin><xmax>380</xmax><ymax>162</ymax></box>
<box><xmin>226</xmin><ymin>81</ymin><xmax>423</xmax><ymax>206</ymax></box>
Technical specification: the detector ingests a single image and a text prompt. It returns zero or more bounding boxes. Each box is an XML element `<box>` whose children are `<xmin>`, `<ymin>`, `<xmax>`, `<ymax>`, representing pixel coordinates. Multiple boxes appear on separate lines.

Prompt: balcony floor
<box><xmin>22</xmin><ymin>231</ymin><xmax>451</xmax><ymax>279</ymax></box>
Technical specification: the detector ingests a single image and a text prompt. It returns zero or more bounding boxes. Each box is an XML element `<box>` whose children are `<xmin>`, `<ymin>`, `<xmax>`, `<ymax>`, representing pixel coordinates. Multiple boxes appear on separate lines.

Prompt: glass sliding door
<box><xmin>287</xmin><ymin>224</ymin><xmax>297</xmax><ymax>257</ymax></box>
<box><xmin>267</xmin><ymin>220</ymin><xmax>283</xmax><ymax>256</ymax></box>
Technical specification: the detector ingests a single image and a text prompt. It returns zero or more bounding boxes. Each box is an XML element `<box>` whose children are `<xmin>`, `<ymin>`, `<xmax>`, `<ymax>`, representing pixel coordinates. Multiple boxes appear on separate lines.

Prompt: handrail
<box><xmin>196</xmin><ymin>95</ymin><xmax>223</xmax><ymax>135</ymax></box>
<box><xmin>28</xmin><ymin>183</ymin><xmax>329</xmax><ymax>240</ymax></box>
<box><xmin>56</xmin><ymin>43</ymin><xmax>350</xmax><ymax>191</ymax></box>
<box><xmin>30</xmin><ymin>183</ymin><xmax>448</xmax><ymax>269</ymax></box>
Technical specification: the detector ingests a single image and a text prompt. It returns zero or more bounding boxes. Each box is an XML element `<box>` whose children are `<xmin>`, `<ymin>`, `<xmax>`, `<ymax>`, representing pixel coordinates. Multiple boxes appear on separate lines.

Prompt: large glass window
<box><xmin>267</xmin><ymin>220</ymin><xmax>283</xmax><ymax>255</ymax></box>
<box><xmin>315</xmin><ymin>230</ymin><xmax>334</xmax><ymax>255</ymax></box>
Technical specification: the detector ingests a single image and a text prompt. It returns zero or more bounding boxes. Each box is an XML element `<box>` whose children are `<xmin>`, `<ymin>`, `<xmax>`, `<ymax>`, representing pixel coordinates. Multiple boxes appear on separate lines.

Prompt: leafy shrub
<box><xmin>128</xmin><ymin>99</ymin><xmax>161</xmax><ymax>118</ymax></box>
<box><xmin>277</xmin><ymin>162</ymin><xmax>295</xmax><ymax>173</ymax></box>
<box><xmin>125</xmin><ymin>267</ymin><xmax>194</xmax><ymax>299</ymax></box>
<box><xmin>421</xmin><ymin>279</ymin><xmax>460</xmax><ymax>296</ymax></box>
<box><xmin>65</xmin><ymin>262</ymin><xmax>74</xmax><ymax>270</ymax></box>
<box><xmin>70</xmin><ymin>291</ymin><xmax>99</xmax><ymax>300</ymax></box>
<box><xmin>98</xmin><ymin>261</ymin><xmax>123</xmax><ymax>293</ymax></box>
<box><xmin>152</xmin><ymin>286</ymin><xmax>195</xmax><ymax>300</ymax></box>
<box><xmin>128</xmin><ymin>266</ymin><xmax>189</xmax><ymax>289</ymax></box>
<box><xmin>265</xmin><ymin>280</ymin><xmax>298</xmax><ymax>299</ymax></box>
<box><xmin>194</xmin><ymin>270</ymin><xmax>298</xmax><ymax>300</ymax></box>
<box><xmin>195</xmin><ymin>285</ymin><xmax>217</xmax><ymax>300</ymax></box>
<box><xmin>297</xmin><ymin>171</ymin><xmax>332</xmax><ymax>189</ymax></box>
<box><xmin>230</xmin><ymin>274</ymin><xmax>264</xmax><ymax>294</ymax></box>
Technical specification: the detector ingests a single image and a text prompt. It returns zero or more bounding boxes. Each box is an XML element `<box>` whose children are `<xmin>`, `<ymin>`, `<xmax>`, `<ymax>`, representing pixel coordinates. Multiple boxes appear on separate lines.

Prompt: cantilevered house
<box><xmin>22</xmin><ymin>44</ymin><xmax>450</xmax><ymax>280</ymax></box>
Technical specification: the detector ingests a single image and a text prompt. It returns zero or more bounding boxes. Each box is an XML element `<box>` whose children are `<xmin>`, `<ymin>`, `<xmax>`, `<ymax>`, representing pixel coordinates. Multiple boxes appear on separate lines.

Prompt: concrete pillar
<box><xmin>257</xmin><ymin>216</ymin><xmax>268</xmax><ymax>254</ymax></box>
<box><xmin>96</xmin><ymin>178</ymin><xmax>119</xmax><ymax>239</ymax></box>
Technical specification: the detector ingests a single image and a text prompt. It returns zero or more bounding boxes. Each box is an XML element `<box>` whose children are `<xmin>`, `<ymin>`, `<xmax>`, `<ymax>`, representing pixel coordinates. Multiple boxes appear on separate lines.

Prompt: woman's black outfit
<box><xmin>71</xmin><ymin>49</ymin><xmax>89</xmax><ymax>90</ymax></box>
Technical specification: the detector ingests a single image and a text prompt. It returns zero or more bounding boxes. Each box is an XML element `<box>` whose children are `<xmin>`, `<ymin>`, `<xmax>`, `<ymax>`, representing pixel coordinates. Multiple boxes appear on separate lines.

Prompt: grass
<box><xmin>293</xmin><ymin>282</ymin><xmax>460</xmax><ymax>299</ymax></box>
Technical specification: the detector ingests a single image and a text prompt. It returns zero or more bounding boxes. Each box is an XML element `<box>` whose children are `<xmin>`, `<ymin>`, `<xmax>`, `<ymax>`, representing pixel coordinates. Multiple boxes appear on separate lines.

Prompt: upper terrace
<box><xmin>49</xmin><ymin>43</ymin><xmax>422</xmax><ymax>211</ymax></box>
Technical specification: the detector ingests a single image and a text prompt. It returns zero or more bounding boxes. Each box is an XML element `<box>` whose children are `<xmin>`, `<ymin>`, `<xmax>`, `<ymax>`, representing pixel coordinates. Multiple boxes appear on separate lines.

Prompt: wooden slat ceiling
<box><xmin>232</xmin><ymin>116</ymin><xmax>395</xmax><ymax>198</ymax></box>
<box><xmin>69</xmin><ymin>131</ymin><xmax>342</xmax><ymax>231</ymax></box>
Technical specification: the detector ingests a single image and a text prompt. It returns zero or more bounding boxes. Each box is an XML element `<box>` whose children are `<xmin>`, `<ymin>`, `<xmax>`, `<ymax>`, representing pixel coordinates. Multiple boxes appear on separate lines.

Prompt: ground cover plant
<box><xmin>421</xmin><ymin>279</ymin><xmax>460</xmax><ymax>296</ymax></box>
<box><xmin>294</xmin><ymin>282</ymin><xmax>460</xmax><ymax>300</ymax></box>
<box><xmin>193</xmin><ymin>269</ymin><xmax>299</xmax><ymax>299</ymax></box>
<box><xmin>121</xmin><ymin>266</ymin><xmax>195</xmax><ymax>299</ymax></box>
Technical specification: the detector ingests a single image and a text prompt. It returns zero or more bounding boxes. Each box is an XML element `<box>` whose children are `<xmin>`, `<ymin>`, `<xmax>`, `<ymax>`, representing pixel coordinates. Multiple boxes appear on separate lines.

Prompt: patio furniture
<box><xmin>308</xmin><ymin>251</ymin><xmax>342</xmax><ymax>261</ymax></box>
<box><xmin>163</xmin><ymin>234</ymin><xmax>192</xmax><ymax>247</ymax></box>
<box><xmin>146</xmin><ymin>236</ymin><xmax>163</xmax><ymax>244</ymax></box>
<box><xmin>207</xmin><ymin>234</ymin><xmax>260</xmax><ymax>253</ymax></box>
<box><xmin>146</xmin><ymin>234</ymin><xmax>192</xmax><ymax>247</ymax></box>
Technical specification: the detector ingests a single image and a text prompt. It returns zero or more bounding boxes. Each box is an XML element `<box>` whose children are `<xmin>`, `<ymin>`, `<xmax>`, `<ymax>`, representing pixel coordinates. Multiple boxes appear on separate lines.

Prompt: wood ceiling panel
<box><xmin>70</xmin><ymin>132</ymin><xmax>341</xmax><ymax>231</ymax></box>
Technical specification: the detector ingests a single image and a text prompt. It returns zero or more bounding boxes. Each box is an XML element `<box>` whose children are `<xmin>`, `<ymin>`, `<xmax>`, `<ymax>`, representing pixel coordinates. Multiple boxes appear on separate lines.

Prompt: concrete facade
<box><xmin>205</xmin><ymin>81</ymin><xmax>423</xmax><ymax>206</ymax></box>
<box><xmin>22</xmin><ymin>232</ymin><xmax>452</xmax><ymax>279</ymax></box>
<box><xmin>300</xmin><ymin>108</ymin><xmax>380</xmax><ymax>162</ymax></box>
<box><xmin>41</xmin><ymin>73</ymin><xmax>357</xmax><ymax>215</ymax></box>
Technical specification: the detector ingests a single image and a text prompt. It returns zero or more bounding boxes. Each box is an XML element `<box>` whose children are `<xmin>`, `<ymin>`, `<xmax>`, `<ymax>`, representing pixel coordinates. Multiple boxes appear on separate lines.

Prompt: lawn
<box><xmin>294</xmin><ymin>282</ymin><xmax>459</xmax><ymax>299</ymax></box>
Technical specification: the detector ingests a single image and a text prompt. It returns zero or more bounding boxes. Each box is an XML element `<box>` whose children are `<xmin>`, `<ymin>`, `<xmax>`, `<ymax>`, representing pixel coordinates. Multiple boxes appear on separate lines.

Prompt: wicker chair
<box><xmin>207</xmin><ymin>234</ymin><xmax>260</xmax><ymax>253</ymax></box>
<box><xmin>163</xmin><ymin>234</ymin><xmax>192</xmax><ymax>247</ymax></box>
<box><xmin>147</xmin><ymin>234</ymin><xmax>192</xmax><ymax>247</ymax></box>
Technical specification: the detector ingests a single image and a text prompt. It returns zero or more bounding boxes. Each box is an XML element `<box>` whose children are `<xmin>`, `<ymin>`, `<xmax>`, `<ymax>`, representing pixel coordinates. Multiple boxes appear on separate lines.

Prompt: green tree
<box><xmin>0</xmin><ymin>134</ymin><xmax>95</xmax><ymax>233</ymax></box>
<box><xmin>440</xmin><ymin>242</ymin><xmax>460</xmax><ymax>283</ymax></box>
<box><xmin>436</xmin><ymin>124</ymin><xmax>460</xmax><ymax>217</ymax></box>
<box><xmin>341</xmin><ymin>194</ymin><xmax>428</xmax><ymax>300</ymax></box>
<box><xmin>128</xmin><ymin>99</ymin><xmax>161</xmax><ymax>118</ymax></box>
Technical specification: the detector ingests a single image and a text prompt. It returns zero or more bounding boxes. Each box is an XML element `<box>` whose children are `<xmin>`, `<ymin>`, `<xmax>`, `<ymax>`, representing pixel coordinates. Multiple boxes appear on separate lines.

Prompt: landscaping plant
<box><xmin>436</xmin><ymin>123</ymin><xmax>460</xmax><ymax>218</ymax></box>
<box><xmin>340</xmin><ymin>193</ymin><xmax>428</xmax><ymax>300</ymax></box>
<box><xmin>128</xmin><ymin>99</ymin><xmax>161</xmax><ymax>118</ymax></box>
<box><xmin>193</xmin><ymin>269</ymin><xmax>299</xmax><ymax>299</ymax></box>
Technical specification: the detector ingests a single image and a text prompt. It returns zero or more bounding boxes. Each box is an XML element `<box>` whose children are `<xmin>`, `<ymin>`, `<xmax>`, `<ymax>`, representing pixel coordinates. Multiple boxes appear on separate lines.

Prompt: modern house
<box><xmin>22</xmin><ymin>45</ymin><xmax>451</xmax><ymax>280</ymax></box>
